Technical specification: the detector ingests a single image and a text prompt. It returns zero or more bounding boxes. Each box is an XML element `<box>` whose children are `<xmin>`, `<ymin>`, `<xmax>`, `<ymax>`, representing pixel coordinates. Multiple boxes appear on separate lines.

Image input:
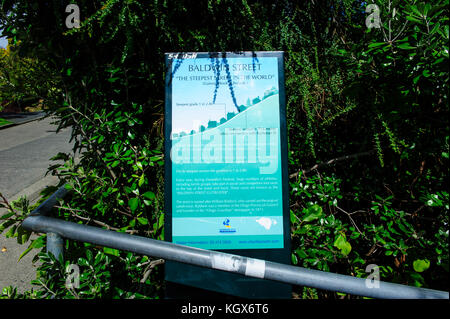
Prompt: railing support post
<box><xmin>47</xmin><ymin>232</ymin><xmax>64</xmax><ymax>261</ymax></box>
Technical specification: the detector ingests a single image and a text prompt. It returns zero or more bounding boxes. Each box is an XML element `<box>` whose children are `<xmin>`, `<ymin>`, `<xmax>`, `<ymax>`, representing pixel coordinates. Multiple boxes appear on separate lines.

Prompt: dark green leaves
<box><xmin>142</xmin><ymin>191</ymin><xmax>155</xmax><ymax>200</ymax></box>
<box><xmin>18</xmin><ymin>235</ymin><xmax>46</xmax><ymax>261</ymax></box>
<box><xmin>128</xmin><ymin>197</ymin><xmax>139</xmax><ymax>212</ymax></box>
<box><xmin>368</xmin><ymin>42</ymin><xmax>386</xmax><ymax>48</ymax></box>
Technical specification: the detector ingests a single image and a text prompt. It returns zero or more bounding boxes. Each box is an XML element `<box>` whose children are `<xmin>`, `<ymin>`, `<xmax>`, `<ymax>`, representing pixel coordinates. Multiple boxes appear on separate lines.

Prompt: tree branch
<box><xmin>55</xmin><ymin>205</ymin><xmax>139</xmax><ymax>234</ymax></box>
<box><xmin>140</xmin><ymin>259</ymin><xmax>165</xmax><ymax>284</ymax></box>
<box><xmin>289</xmin><ymin>150</ymin><xmax>375</xmax><ymax>179</ymax></box>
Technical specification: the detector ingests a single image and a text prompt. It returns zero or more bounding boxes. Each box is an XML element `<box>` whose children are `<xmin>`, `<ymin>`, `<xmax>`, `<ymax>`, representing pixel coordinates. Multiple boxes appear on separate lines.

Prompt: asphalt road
<box><xmin>0</xmin><ymin>116</ymin><xmax>73</xmax><ymax>294</ymax></box>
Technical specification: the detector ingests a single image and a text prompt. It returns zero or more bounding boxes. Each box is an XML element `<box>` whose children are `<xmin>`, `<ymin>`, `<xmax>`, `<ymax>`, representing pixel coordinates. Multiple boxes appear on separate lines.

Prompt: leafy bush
<box><xmin>0</xmin><ymin>40</ymin><xmax>57</xmax><ymax>111</ymax></box>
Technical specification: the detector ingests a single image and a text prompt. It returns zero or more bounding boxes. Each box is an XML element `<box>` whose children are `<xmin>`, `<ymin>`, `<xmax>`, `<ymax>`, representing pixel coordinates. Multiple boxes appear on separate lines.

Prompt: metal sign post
<box><xmin>164</xmin><ymin>51</ymin><xmax>291</xmax><ymax>298</ymax></box>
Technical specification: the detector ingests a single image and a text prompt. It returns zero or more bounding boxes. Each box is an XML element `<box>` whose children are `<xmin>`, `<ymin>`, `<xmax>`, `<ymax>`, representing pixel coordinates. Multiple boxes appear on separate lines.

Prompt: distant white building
<box><xmin>263</xmin><ymin>86</ymin><xmax>278</xmax><ymax>100</ymax></box>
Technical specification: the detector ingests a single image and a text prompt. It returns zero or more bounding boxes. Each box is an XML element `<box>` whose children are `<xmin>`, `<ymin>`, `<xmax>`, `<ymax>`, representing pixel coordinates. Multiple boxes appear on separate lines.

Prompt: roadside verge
<box><xmin>0</xmin><ymin>111</ymin><xmax>47</xmax><ymax>130</ymax></box>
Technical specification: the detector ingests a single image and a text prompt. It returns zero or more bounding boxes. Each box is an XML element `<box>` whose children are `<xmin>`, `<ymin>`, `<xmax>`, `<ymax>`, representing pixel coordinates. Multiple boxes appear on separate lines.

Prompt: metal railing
<box><xmin>21</xmin><ymin>184</ymin><xmax>449</xmax><ymax>299</ymax></box>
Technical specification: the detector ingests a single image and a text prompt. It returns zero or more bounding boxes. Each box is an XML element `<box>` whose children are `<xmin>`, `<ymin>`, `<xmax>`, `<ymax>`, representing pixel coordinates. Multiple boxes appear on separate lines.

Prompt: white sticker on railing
<box><xmin>211</xmin><ymin>254</ymin><xmax>241</xmax><ymax>273</ymax></box>
<box><xmin>245</xmin><ymin>258</ymin><xmax>266</xmax><ymax>278</ymax></box>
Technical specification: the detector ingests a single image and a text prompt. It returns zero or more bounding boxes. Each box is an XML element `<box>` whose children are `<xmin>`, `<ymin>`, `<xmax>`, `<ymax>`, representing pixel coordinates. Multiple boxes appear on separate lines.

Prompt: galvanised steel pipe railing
<box><xmin>21</xmin><ymin>185</ymin><xmax>449</xmax><ymax>299</ymax></box>
<box><xmin>27</xmin><ymin>184</ymin><xmax>69</xmax><ymax>260</ymax></box>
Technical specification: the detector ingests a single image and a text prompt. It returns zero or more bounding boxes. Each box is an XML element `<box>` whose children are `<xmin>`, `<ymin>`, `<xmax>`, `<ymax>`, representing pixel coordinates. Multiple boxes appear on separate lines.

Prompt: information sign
<box><xmin>164</xmin><ymin>51</ymin><xmax>291</xmax><ymax>298</ymax></box>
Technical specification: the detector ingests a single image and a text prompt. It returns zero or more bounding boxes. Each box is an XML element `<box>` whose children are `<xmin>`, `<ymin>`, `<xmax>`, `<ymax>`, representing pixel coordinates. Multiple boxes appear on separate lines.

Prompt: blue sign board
<box><xmin>164</xmin><ymin>52</ymin><xmax>291</xmax><ymax>298</ymax></box>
